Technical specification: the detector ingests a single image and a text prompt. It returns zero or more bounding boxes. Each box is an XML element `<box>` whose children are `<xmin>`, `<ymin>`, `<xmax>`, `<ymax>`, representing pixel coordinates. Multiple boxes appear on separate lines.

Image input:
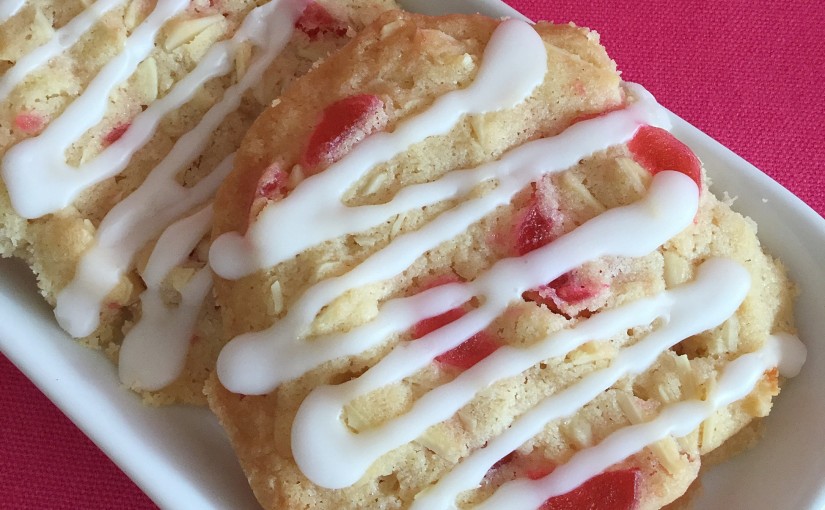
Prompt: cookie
<box><xmin>207</xmin><ymin>9</ymin><xmax>804</xmax><ymax>508</ymax></box>
<box><xmin>204</xmin><ymin>11</ymin><xmax>805</xmax><ymax>510</ymax></box>
<box><xmin>0</xmin><ymin>0</ymin><xmax>400</xmax><ymax>405</ymax></box>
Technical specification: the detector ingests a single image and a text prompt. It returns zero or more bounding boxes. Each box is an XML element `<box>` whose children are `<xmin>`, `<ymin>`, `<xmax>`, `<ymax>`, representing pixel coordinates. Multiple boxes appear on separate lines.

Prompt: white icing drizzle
<box><xmin>213</xmin><ymin>86</ymin><xmax>668</xmax><ymax>283</ymax></box>
<box><xmin>210</xmin><ymin>18</ymin><xmax>807</xmax><ymax>504</ymax></box>
<box><xmin>54</xmin><ymin>0</ymin><xmax>307</xmax><ymax>339</ymax></box>
<box><xmin>469</xmin><ymin>333</ymin><xmax>806</xmax><ymax>510</ymax></box>
<box><xmin>118</xmin><ymin>204</ymin><xmax>213</xmax><ymax>392</ymax></box>
<box><xmin>0</xmin><ymin>3</ymin><xmax>801</xmax><ymax>503</ymax></box>
<box><xmin>2</xmin><ymin>0</ymin><xmax>305</xmax><ymax>220</ymax></box>
<box><xmin>209</xmin><ymin>18</ymin><xmax>551</xmax><ymax>279</ymax></box>
<box><xmin>218</xmin><ymin>168</ymin><xmax>692</xmax><ymax>397</ymax></box>
<box><xmin>0</xmin><ymin>0</ymin><xmax>25</xmax><ymax>25</ymax></box>
<box><xmin>54</xmin><ymin>153</ymin><xmax>233</xmax><ymax>338</ymax></box>
<box><xmin>289</xmin><ymin>171</ymin><xmax>700</xmax><ymax>489</ymax></box>
<box><xmin>411</xmin><ymin>258</ymin><xmax>750</xmax><ymax>508</ymax></box>
<box><xmin>215</xmin><ymin>84</ymin><xmax>671</xmax><ymax>395</ymax></box>
<box><xmin>0</xmin><ymin>0</ymin><xmax>126</xmax><ymax>102</ymax></box>
<box><xmin>1</xmin><ymin>0</ymin><xmax>189</xmax><ymax>219</ymax></box>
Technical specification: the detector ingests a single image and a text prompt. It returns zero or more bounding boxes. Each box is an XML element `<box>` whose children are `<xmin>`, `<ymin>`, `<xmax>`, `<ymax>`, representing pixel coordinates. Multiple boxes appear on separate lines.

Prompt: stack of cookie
<box><xmin>0</xmin><ymin>2</ymin><xmax>805</xmax><ymax>509</ymax></box>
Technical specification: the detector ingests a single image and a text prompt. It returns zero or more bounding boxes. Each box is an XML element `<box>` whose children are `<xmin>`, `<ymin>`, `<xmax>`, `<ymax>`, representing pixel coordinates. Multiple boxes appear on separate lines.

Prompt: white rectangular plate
<box><xmin>2</xmin><ymin>0</ymin><xmax>824</xmax><ymax>508</ymax></box>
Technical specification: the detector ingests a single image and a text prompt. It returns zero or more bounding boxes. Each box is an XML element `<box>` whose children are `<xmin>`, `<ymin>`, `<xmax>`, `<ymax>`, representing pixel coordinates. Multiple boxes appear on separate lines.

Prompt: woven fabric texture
<box><xmin>1</xmin><ymin>1</ymin><xmax>822</xmax><ymax>509</ymax></box>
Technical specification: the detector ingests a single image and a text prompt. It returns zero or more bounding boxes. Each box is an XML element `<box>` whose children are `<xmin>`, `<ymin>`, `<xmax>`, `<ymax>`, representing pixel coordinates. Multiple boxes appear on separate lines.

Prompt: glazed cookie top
<box><xmin>205</xmin><ymin>11</ymin><xmax>804</xmax><ymax>510</ymax></box>
<box><xmin>0</xmin><ymin>0</ymin><xmax>398</xmax><ymax>404</ymax></box>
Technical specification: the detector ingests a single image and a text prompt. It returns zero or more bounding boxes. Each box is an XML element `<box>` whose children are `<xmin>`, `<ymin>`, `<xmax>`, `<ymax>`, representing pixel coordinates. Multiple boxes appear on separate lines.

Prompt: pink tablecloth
<box><xmin>1</xmin><ymin>1</ymin><xmax>822</xmax><ymax>509</ymax></box>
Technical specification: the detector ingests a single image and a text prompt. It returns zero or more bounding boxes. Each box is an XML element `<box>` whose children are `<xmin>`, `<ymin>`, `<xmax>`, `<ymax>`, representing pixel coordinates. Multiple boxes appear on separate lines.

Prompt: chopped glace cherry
<box><xmin>247</xmin><ymin>163</ymin><xmax>289</xmax><ymax>224</ymax></box>
<box><xmin>411</xmin><ymin>284</ymin><xmax>499</xmax><ymax>370</ymax></box>
<box><xmin>490</xmin><ymin>451</ymin><xmax>517</xmax><ymax>471</ymax></box>
<box><xmin>546</xmin><ymin>271</ymin><xmax>605</xmax><ymax>304</ymax></box>
<box><xmin>526</xmin><ymin>463</ymin><xmax>555</xmax><ymax>480</ymax></box>
<box><xmin>523</xmin><ymin>270</ymin><xmax>606</xmax><ymax>314</ymax></box>
<box><xmin>516</xmin><ymin>201</ymin><xmax>555</xmax><ymax>256</ymax></box>
<box><xmin>14</xmin><ymin>112</ymin><xmax>45</xmax><ymax>134</ymax></box>
<box><xmin>540</xmin><ymin>468</ymin><xmax>641</xmax><ymax>510</ymax></box>
<box><xmin>628</xmin><ymin>126</ymin><xmax>701</xmax><ymax>189</ymax></box>
<box><xmin>488</xmin><ymin>453</ymin><xmax>558</xmax><ymax>481</ymax></box>
<box><xmin>514</xmin><ymin>192</ymin><xmax>606</xmax><ymax>310</ymax></box>
<box><xmin>295</xmin><ymin>2</ymin><xmax>348</xmax><ymax>40</ymax></box>
<box><xmin>435</xmin><ymin>331</ymin><xmax>499</xmax><ymax>370</ymax></box>
<box><xmin>412</xmin><ymin>307</ymin><xmax>465</xmax><ymax>340</ymax></box>
<box><xmin>302</xmin><ymin>94</ymin><xmax>387</xmax><ymax>175</ymax></box>
<box><xmin>256</xmin><ymin>163</ymin><xmax>288</xmax><ymax>200</ymax></box>
<box><xmin>103</xmin><ymin>123</ymin><xmax>131</xmax><ymax>145</ymax></box>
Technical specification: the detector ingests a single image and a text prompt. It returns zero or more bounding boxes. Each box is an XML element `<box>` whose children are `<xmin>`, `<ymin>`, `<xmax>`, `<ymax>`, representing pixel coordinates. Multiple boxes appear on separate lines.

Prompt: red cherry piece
<box><xmin>526</xmin><ymin>464</ymin><xmax>555</xmax><ymax>480</ymax></box>
<box><xmin>412</xmin><ymin>307</ymin><xmax>466</xmax><ymax>340</ymax></box>
<box><xmin>546</xmin><ymin>271</ymin><xmax>604</xmax><ymax>304</ymax></box>
<box><xmin>435</xmin><ymin>331</ymin><xmax>499</xmax><ymax>370</ymax></box>
<box><xmin>490</xmin><ymin>451</ymin><xmax>517</xmax><ymax>471</ymax></box>
<box><xmin>521</xmin><ymin>288</ymin><xmax>556</xmax><ymax>311</ymax></box>
<box><xmin>540</xmin><ymin>468</ymin><xmax>641</xmax><ymax>510</ymax></box>
<box><xmin>411</xmin><ymin>288</ymin><xmax>499</xmax><ymax>370</ymax></box>
<box><xmin>295</xmin><ymin>2</ymin><xmax>348</xmax><ymax>40</ymax></box>
<box><xmin>628</xmin><ymin>126</ymin><xmax>701</xmax><ymax>189</ymax></box>
<box><xmin>14</xmin><ymin>112</ymin><xmax>45</xmax><ymax>134</ymax></box>
<box><xmin>256</xmin><ymin>163</ymin><xmax>288</xmax><ymax>200</ymax></box>
<box><xmin>302</xmin><ymin>94</ymin><xmax>387</xmax><ymax>175</ymax></box>
<box><xmin>104</xmin><ymin>123</ymin><xmax>131</xmax><ymax>145</ymax></box>
<box><xmin>516</xmin><ymin>202</ymin><xmax>555</xmax><ymax>256</ymax></box>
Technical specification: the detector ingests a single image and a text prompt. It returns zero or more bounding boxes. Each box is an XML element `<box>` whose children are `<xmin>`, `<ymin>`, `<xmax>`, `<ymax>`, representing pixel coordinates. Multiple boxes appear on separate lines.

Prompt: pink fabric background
<box><xmin>1</xmin><ymin>1</ymin><xmax>822</xmax><ymax>508</ymax></box>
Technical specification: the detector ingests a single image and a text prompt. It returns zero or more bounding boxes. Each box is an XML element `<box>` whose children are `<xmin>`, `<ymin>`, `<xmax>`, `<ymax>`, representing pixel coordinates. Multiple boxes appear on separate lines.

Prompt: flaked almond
<box><xmin>390</xmin><ymin>212</ymin><xmax>407</xmax><ymax>237</ymax></box>
<box><xmin>233</xmin><ymin>41</ymin><xmax>253</xmax><ymax>82</ymax></box>
<box><xmin>288</xmin><ymin>164</ymin><xmax>304</xmax><ymax>189</ymax></box>
<box><xmin>662</xmin><ymin>250</ymin><xmax>690</xmax><ymax>287</ymax></box>
<box><xmin>561</xmin><ymin>171</ymin><xmax>607</xmax><ymax>216</ymax></box>
<box><xmin>567</xmin><ymin>341</ymin><xmax>616</xmax><ymax>366</ymax></box>
<box><xmin>415</xmin><ymin>422</ymin><xmax>465</xmax><ymax>462</ymax></box>
<box><xmin>269</xmin><ymin>280</ymin><xmax>284</xmax><ymax>315</ymax></box>
<box><xmin>379</xmin><ymin>19</ymin><xmax>404</xmax><ymax>39</ymax></box>
<box><xmin>652</xmin><ymin>437</ymin><xmax>684</xmax><ymax>475</ymax></box>
<box><xmin>124</xmin><ymin>0</ymin><xmax>148</xmax><ymax>31</ymax></box>
<box><xmin>132</xmin><ymin>56</ymin><xmax>159</xmax><ymax>103</ymax></box>
<box><xmin>617</xmin><ymin>392</ymin><xmax>683</xmax><ymax>474</ymax></box>
<box><xmin>673</xmin><ymin>354</ymin><xmax>697</xmax><ymax>399</ymax></box>
<box><xmin>468</xmin><ymin>115</ymin><xmax>490</xmax><ymax>149</ymax></box>
<box><xmin>561</xmin><ymin>414</ymin><xmax>593</xmax><ymax>449</ymax></box>
<box><xmin>163</xmin><ymin>14</ymin><xmax>224</xmax><ymax>51</ymax></box>
<box><xmin>363</xmin><ymin>170</ymin><xmax>387</xmax><ymax>196</ymax></box>
<box><xmin>185</xmin><ymin>16</ymin><xmax>227</xmax><ymax>60</ymax></box>
<box><xmin>166</xmin><ymin>266</ymin><xmax>197</xmax><ymax>294</ymax></box>
<box><xmin>615</xmin><ymin>157</ymin><xmax>650</xmax><ymax>196</ymax></box>
<box><xmin>31</xmin><ymin>7</ymin><xmax>56</xmax><ymax>42</ymax></box>
<box><xmin>343</xmin><ymin>398</ymin><xmax>373</xmax><ymax>432</ymax></box>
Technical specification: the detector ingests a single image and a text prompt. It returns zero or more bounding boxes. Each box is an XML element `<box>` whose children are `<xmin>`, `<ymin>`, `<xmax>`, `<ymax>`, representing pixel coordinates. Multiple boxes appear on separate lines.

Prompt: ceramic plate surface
<box><xmin>1</xmin><ymin>1</ymin><xmax>823</xmax><ymax>508</ymax></box>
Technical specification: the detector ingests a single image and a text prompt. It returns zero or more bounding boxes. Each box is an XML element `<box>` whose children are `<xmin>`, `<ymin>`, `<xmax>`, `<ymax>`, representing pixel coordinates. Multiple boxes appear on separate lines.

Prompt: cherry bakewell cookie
<box><xmin>0</xmin><ymin>0</ymin><xmax>398</xmax><ymax>405</ymax></box>
<box><xmin>204</xmin><ymin>11</ymin><xmax>807</xmax><ymax>510</ymax></box>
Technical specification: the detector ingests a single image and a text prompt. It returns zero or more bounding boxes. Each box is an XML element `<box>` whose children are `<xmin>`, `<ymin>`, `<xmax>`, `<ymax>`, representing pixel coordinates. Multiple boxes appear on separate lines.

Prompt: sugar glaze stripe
<box><xmin>118</xmin><ymin>204</ymin><xmax>214</xmax><ymax>392</ymax></box>
<box><xmin>0</xmin><ymin>0</ymin><xmax>125</xmax><ymax>102</ymax></box>
<box><xmin>54</xmin><ymin>0</ymin><xmax>307</xmax><ymax>338</ymax></box>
